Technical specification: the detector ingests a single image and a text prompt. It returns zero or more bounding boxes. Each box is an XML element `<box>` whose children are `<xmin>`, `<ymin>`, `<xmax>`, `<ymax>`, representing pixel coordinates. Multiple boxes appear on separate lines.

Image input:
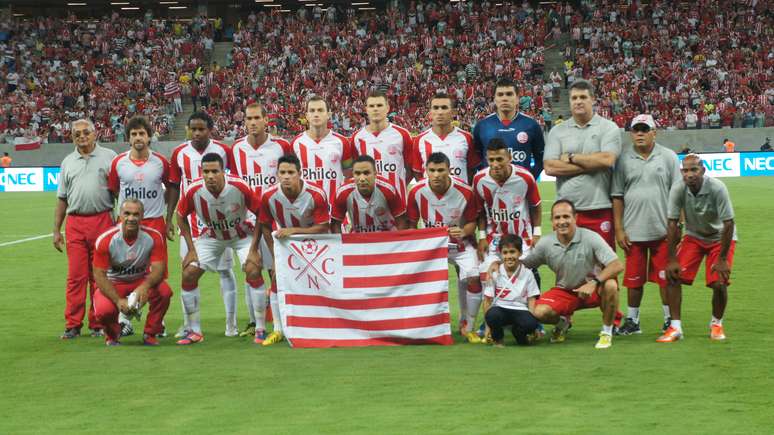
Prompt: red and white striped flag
<box><xmin>274</xmin><ymin>228</ymin><xmax>453</xmax><ymax>348</ymax></box>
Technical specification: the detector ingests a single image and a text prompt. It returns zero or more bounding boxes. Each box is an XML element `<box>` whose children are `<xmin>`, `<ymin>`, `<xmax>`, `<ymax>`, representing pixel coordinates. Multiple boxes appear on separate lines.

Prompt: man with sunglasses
<box><xmin>53</xmin><ymin>119</ymin><xmax>117</xmax><ymax>339</ymax></box>
<box><xmin>611</xmin><ymin>114</ymin><xmax>681</xmax><ymax>336</ymax></box>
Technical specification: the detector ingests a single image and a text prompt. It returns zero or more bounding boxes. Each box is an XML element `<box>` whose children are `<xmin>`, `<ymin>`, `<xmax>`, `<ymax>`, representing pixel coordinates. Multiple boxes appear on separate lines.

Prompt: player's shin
<box><xmin>219</xmin><ymin>269</ymin><xmax>237</xmax><ymax>334</ymax></box>
<box><xmin>181</xmin><ymin>285</ymin><xmax>202</xmax><ymax>333</ymax></box>
<box><xmin>247</xmin><ymin>278</ymin><xmax>267</xmax><ymax>331</ymax></box>
<box><xmin>269</xmin><ymin>286</ymin><xmax>282</xmax><ymax>334</ymax></box>
<box><xmin>465</xmin><ymin>279</ymin><xmax>483</xmax><ymax>329</ymax></box>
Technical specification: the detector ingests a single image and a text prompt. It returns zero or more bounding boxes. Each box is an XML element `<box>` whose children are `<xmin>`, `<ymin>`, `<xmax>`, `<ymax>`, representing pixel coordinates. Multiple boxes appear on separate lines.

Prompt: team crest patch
<box><xmin>454</xmin><ymin>149</ymin><xmax>465</xmax><ymax>159</ymax></box>
<box><xmin>269</xmin><ymin>160</ymin><xmax>277</xmax><ymax>169</ymax></box>
<box><xmin>388</xmin><ymin>145</ymin><xmax>399</xmax><ymax>155</ymax></box>
<box><xmin>517</xmin><ymin>132</ymin><xmax>529</xmax><ymax>143</ymax></box>
<box><xmin>330</xmin><ymin>153</ymin><xmax>340</xmax><ymax>163</ymax></box>
<box><xmin>449</xmin><ymin>209</ymin><xmax>461</xmax><ymax>220</ymax></box>
<box><xmin>134</xmin><ymin>172</ymin><xmax>145</xmax><ymax>182</ymax></box>
<box><xmin>230</xmin><ymin>203</ymin><xmax>240</xmax><ymax>213</ymax></box>
<box><xmin>600</xmin><ymin>221</ymin><xmax>612</xmax><ymax>233</ymax></box>
<box><xmin>375</xmin><ymin>207</ymin><xmax>387</xmax><ymax>216</ymax></box>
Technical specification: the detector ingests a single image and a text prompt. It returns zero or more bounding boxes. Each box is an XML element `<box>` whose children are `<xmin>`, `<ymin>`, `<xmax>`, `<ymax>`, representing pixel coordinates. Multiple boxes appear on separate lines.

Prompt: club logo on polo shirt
<box><xmin>517</xmin><ymin>132</ymin><xmax>529</xmax><ymax>143</ymax></box>
<box><xmin>388</xmin><ymin>145</ymin><xmax>399</xmax><ymax>155</ymax></box>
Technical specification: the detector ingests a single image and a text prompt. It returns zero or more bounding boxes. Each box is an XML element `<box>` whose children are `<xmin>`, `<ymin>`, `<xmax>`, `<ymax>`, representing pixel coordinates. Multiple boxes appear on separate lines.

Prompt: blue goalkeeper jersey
<box><xmin>472</xmin><ymin>112</ymin><xmax>545</xmax><ymax>180</ymax></box>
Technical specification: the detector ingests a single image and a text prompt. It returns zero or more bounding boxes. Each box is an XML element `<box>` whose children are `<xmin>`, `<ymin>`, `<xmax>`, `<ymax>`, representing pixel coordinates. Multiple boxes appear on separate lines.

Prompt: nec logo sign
<box><xmin>742</xmin><ymin>154</ymin><xmax>774</xmax><ymax>176</ymax></box>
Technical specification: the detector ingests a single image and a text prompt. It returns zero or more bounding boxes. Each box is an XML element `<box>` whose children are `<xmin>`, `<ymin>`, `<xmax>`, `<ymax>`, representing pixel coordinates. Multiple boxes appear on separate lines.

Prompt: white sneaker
<box><xmin>225</xmin><ymin>326</ymin><xmax>239</xmax><ymax>337</ymax></box>
<box><xmin>174</xmin><ymin>325</ymin><xmax>190</xmax><ymax>339</ymax></box>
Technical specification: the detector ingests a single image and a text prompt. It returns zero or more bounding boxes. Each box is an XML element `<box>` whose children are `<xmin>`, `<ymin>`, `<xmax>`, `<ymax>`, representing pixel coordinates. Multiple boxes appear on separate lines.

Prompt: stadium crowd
<box><xmin>2</xmin><ymin>0</ymin><xmax>771</xmax><ymax>144</ymax></box>
<box><xmin>565</xmin><ymin>0</ymin><xmax>773</xmax><ymax>130</ymax></box>
<box><xmin>0</xmin><ymin>12</ymin><xmax>213</xmax><ymax>144</ymax></box>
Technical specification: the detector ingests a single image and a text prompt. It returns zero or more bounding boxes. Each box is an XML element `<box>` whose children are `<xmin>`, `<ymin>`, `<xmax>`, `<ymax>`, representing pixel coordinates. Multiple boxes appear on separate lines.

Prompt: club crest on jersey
<box><xmin>330</xmin><ymin>153</ymin><xmax>340</xmax><ymax>164</ymax></box>
<box><xmin>230</xmin><ymin>203</ymin><xmax>240</xmax><ymax>213</ymax></box>
<box><xmin>126</xmin><ymin>249</ymin><xmax>138</xmax><ymax>261</ymax></box>
<box><xmin>134</xmin><ymin>172</ymin><xmax>145</xmax><ymax>182</ymax></box>
<box><xmin>454</xmin><ymin>149</ymin><xmax>465</xmax><ymax>159</ymax></box>
<box><xmin>375</xmin><ymin>207</ymin><xmax>387</xmax><ymax>217</ymax></box>
<box><xmin>387</xmin><ymin>145</ymin><xmax>399</xmax><ymax>155</ymax></box>
<box><xmin>448</xmin><ymin>209</ymin><xmax>461</xmax><ymax>220</ymax></box>
<box><xmin>288</xmin><ymin>239</ymin><xmax>335</xmax><ymax>290</ymax></box>
<box><xmin>517</xmin><ymin>132</ymin><xmax>529</xmax><ymax>143</ymax></box>
<box><xmin>269</xmin><ymin>160</ymin><xmax>278</xmax><ymax>169</ymax></box>
<box><xmin>513</xmin><ymin>196</ymin><xmax>523</xmax><ymax>207</ymax></box>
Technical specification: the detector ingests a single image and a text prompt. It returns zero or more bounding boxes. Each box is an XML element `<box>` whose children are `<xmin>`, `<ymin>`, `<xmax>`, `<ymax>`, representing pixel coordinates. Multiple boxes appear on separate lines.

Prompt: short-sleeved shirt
<box><xmin>108</xmin><ymin>151</ymin><xmax>170</xmax><ymax>219</ymax></box>
<box><xmin>93</xmin><ymin>225</ymin><xmax>165</xmax><ymax>283</ymax></box>
<box><xmin>485</xmin><ymin>264</ymin><xmax>541</xmax><ymax>311</ymax></box>
<box><xmin>473</xmin><ymin>164</ymin><xmax>541</xmax><ymax>250</ymax></box>
<box><xmin>58</xmin><ymin>145</ymin><xmax>117</xmax><ymax>215</ymax></box>
<box><xmin>522</xmin><ymin>228</ymin><xmax>618</xmax><ymax>290</ymax></box>
<box><xmin>611</xmin><ymin>144</ymin><xmax>681</xmax><ymax>241</ymax></box>
<box><xmin>231</xmin><ymin>134</ymin><xmax>292</xmax><ymax>200</ymax></box>
<box><xmin>332</xmin><ymin>176</ymin><xmax>406</xmax><ymax>233</ymax></box>
<box><xmin>259</xmin><ymin>181</ymin><xmax>330</xmax><ymax>229</ymax></box>
<box><xmin>407</xmin><ymin>176</ymin><xmax>478</xmax><ymax>249</ymax></box>
<box><xmin>291</xmin><ymin>130</ymin><xmax>355</xmax><ymax>207</ymax></box>
<box><xmin>351</xmin><ymin>123</ymin><xmax>413</xmax><ymax>200</ymax></box>
<box><xmin>667</xmin><ymin>176</ymin><xmax>737</xmax><ymax>243</ymax></box>
<box><xmin>176</xmin><ymin>175</ymin><xmax>258</xmax><ymax>241</ymax></box>
<box><xmin>412</xmin><ymin>127</ymin><xmax>481</xmax><ymax>183</ymax></box>
<box><xmin>544</xmin><ymin>114</ymin><xmax>622</xmax><ymax>210</ymax></box>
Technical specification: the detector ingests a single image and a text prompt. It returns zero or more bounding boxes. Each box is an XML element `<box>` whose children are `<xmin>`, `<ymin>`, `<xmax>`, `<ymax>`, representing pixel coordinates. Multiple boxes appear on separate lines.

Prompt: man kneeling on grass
<box><xmin>483</xmin><ymin>234</ymin><xmax>541</xmax><ymax>347</ymax></box>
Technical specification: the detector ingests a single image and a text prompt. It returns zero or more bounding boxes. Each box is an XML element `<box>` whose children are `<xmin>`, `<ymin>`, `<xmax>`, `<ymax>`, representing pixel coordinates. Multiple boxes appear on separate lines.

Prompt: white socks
<box><xmin>662</xmin><ymin>304</ymin><xmax>671</xmax><ymax>319</ymax></box>
<box><xmin>457</xmin><ymin>278</ymin><xmax>468</xmax><ymax>324</ymax></box>
<box><xmin>248</xmin><ymin>283</ymin><xmax>267</xmax><ymax>331</ymax></box>
<box><xmin>244</xmin><ymin>282</ymin><xmax>257</xmax><ymax>324</ymax></box>
<box><xmin>219</xmin><ymin>270</ymin><xmax>237</xmax><ymax>331</ymax></box>
<box><xmin>601</xmin><ymin>324</ymin><xmax>613</xmax><ymax>335</ymax></box>
<box><xmin>711</xmin><ymin>316</ymin><xmax>723</xmax><ymax>326</ymax></box>
<box><xmin>671</xmin><ymin>319</ymin><xmax>682</xmax><ymax>332</ymax></box>
<box><xmin>269</xmin><ymin>291</ymin><xmax>282</xmax><ymax>334</ymax></box>
<box><xmin>465</xmin><ymin>291</ymin><xmax>483</xmax><ymax>329</ymax></box>
<box><xmin>181</xmin><ymin>288</ymin><xmax>202</xmax><ymax>333</ymax></box>
<box><xmin>627</xmin><ymin>306</ymin><xmax>640</xmax><ymax>322</ymax></box>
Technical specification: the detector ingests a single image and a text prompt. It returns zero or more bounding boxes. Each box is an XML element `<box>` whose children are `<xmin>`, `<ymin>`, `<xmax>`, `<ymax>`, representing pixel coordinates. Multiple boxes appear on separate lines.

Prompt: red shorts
<box><xmin>624</xmin><ymin>239</ymin><xmax>668</xmax><ymax>288</ymax></box>
<box><xmin>142</xmin><ymin>216</ymin><xmax>167</xmax><ymax>242</ymax></box>
<box><xmin>576</xmin><ymin>208</ymin><xmax>615</xmax><ymax>248</ymax></box>
<box><xmin>535</xmin><ymin>287</ymin><xmax>600</xmax><ymax>317</ymax></box>
<box><xmin>677</xmin><ymin>235</ymin><xmax>736</xmax><ymax>287</ymax></box>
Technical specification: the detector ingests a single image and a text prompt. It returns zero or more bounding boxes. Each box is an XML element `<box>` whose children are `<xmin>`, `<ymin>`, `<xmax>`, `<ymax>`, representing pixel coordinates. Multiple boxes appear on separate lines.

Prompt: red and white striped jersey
<box><xmin>169</xmin><ymin>139</ymin><xmax>234</xmax><ymax>192</ymax></box>
<box><xmin>93</xmin><ymin>225</ymin><xmax>166</xmax><ymax>283</ymax></box>
<box><xmin>291</xmin><ymin>130</ymin><xmax>355</xmax><ymax>206</ymax></box>
<box><xmin>331</xmin><ymin>176</ymin><xmax>406</xmax><ymax>233</ymax></box>
<box><xmin>176</xmin><ymin>175</ymin><xmax>258</xmax><ymax>241</ymax></box>
<box><xmin>108</xmin><ymin>151</ymin><xmax>170</xmax><ymax>219</ymax></box>
<box><xmin>407</xmin><ymin>177</ymin><xmax>479</xmax><ymax>247</ymax></box>
<box><xmin>351</xmin><ymin>123</ymin><xmax>413</xmax><ymax>200</ymax></box>
<box><xmin>473</xmin><ymin>165</ymin><xmax>541</xmax><ymax>249</ymax></box>
<box><xmin>411</xmin><ymin>127</ymin><xmax>480</xmax><ymax>183</ymax></box>
<box><xmin>169</xmin><ymin>139</ymin><xmax>233</xmax><ymax>237</ymax></box>
<box><xmin>259</xmin><ymin>181</ymin><xmax>330</xmax><ymax>229</ymax></box>
<box><xmin>231</xmin><ymin>134</ymin><xmax>292</xmax><ymax>199</ymax></box>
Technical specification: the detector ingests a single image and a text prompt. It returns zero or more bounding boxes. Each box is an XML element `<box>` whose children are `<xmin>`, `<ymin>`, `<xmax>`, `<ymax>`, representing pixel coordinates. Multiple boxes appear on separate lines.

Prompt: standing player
<box><xmin>331</xmin><ymin>155</ymin><xmax>408</xmax><ymax>233</ymax></box>
<box><xmin>53</xmin><ymin>118</ymin><xmax>117</xmax><ymax>339</ymax></box>
<box><xmin>658</xmin><ymin>154</ymin><xmax>737</xmax><ymax>343</ymax></box>
<box><xmin>93</xmin><ymin>199</ymin><xmax>172</xmax><ymax>346</ymax></box>
<box><xmin>407</xmin><ymin>152</ymin><xmax>482</xmax><ymax>343</ymax></box>
<box><xmin>520</xmin><ymin>200</ymin><xmax>623</xmax><ymax>349</ymax></box>
<box><xmin>473</xmin><ymin>78</ymin><xmax>545</xmax><ymax>180</ymax></box>
<box><xmin>611</xmin><ymin>114</ymin><xmax>681</xmax><ymax>335</ymax></box>
<box><xmin>108</xmin><ymin>116</ymin><xmax>174</xmax><ymax>337</ymax></box>
<box><xmin>544</xmin><ymin>80</ymin><xmax>622</xmax><ymax>247</ymax></box>
<box><xmin>412</xmin><ymin>93</ymin><xmax>481</xmax><ymax>184</ymax></box>
<box><xmin>350</xmin><ymin>90</ymin><xmax>414</xmax><ymax>200</ymax></box>
<box><xmin>257</xmin><ymin>154</ymin><xmax>331</xmax><ymax>346</ymax></box>
<box><xmin>290</xmin><ymin>96</ymin><xmax>355</xmax><ymax>207</ymax></box>
<box><xmin>169</xmin><ymin>112</ymin><xmax>240</xmax><ymax>336</ymax></box>
<box><xmin>231</xmin><ymin>102</ymin><xmax>292</xmax><ymax>339</ymax></box>
<box><xmin>175</xmin><ymin>153</ymin><xmax>264</xmax><ymax>345</ymax></box>
<box><xmin>474</xmin><ymin>138</ymin><xmax>542</xmax><ymax>280</ymax></box>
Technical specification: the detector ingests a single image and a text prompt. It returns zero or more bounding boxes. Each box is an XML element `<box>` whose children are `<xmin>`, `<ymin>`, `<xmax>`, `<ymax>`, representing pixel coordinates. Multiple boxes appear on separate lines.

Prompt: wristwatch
<box><xmin>591</xmin><ymin>276</ymin><xmax>602</xmax><ymax>286</ymax></box>
<box><xmin>568</xmin><ymin>153</ymin><xmax>575</xmax><ymax>164</ymax></box>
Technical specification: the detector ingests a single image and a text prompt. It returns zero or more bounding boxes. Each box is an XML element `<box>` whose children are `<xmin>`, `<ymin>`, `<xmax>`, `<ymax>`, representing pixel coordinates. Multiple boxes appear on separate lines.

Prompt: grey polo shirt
<box><xmin>667</xmin><ymin>175</ymin><xmax>737</xmax><ymax>243</ymax></box>
<box><xmin>611</xmin><ymin>143</ymin><xmax>681</xmax><ymax>241</ymax></box>
<box><xmin>57</xmin><ymin>145</ymin><xmax>117</xmax><ymax>215</ymax></box>
<box><xmin>522</xmin><ymin>228</ymin><xmax>619</xmax><ymax>290</ymax></box>
<box><xmin>544</xmin><ymin>114</ymin><xmax>622</xmax><ymax>211</ymax></box>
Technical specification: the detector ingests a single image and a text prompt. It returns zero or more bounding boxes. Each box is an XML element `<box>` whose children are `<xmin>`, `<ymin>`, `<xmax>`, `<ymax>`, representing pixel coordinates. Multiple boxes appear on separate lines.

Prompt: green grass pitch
<box><xmin>1</xmin><ymin>178</ymin><xmax>773</xmax><ymax>434</ymax></box>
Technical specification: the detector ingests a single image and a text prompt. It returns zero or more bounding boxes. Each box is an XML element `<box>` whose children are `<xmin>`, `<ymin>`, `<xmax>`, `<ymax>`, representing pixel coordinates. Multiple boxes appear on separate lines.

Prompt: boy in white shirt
<box><xmin>483</xmin><ymin>234</ymin><xmax>541</xmax><ymax>347</ymax></box>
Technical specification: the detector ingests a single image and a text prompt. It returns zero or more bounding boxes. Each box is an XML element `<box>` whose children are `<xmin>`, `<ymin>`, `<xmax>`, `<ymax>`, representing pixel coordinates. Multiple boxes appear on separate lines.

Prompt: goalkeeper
<box><xmin>93</xmin><ymin>199</ymin><xmax>172</xmax><ymax>346</ymax></box>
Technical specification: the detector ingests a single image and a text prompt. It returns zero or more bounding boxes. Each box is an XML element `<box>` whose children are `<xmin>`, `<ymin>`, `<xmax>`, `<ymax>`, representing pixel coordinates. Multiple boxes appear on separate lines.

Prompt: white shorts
<box><xmin>448</xmin><ymin>242</ymin><xmax>480</xmax><ymax>280</ymax></box>
<box><xmin>191</xmin><ymin>236</ymin><xmax>254</xmax><ymax>272</ymax></box>
<box><xmin>181</xmin><ymin>237</ymin><xmax>234</xmax><ymax>271</ymax></box>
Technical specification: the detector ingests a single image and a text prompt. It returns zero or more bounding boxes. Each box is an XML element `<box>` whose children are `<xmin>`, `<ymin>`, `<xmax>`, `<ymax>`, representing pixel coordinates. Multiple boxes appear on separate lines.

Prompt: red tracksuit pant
<box><xmin>64</xmin><ymin>212</ymin><xmax>113</xmax><ymax>330</ymax></box>
<box><xmin>94</xmin><ymin>279</ymin><xmax>173</xmax><ymax>341</ymax></box>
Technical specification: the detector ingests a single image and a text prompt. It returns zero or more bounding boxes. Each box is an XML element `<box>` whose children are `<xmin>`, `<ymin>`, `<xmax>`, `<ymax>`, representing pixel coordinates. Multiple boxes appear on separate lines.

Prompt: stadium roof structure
<box><xmin>7</xmin><ymin>0</ymin><xmax>388</xmax><ymax>18</ymax></box>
